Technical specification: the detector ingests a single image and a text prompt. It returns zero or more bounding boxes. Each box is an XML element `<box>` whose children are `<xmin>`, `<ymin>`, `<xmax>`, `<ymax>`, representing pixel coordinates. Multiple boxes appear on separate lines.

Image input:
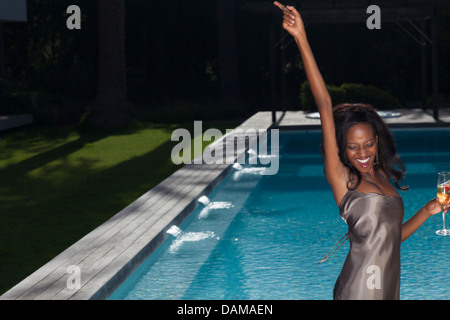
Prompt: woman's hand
<box><xmin>273</xmin><ymin>2</ymin><xmax>305</xmax><ymax>39</ymax></box>
<box><xmin>402</xmin><ymin>197</ymin><xmax>449</xmax><ymax>242</ymax></box>
<box><xmin>423</xmin><ymin>197</ymin><xmax>450</xmax><ymax>216</ymax></box>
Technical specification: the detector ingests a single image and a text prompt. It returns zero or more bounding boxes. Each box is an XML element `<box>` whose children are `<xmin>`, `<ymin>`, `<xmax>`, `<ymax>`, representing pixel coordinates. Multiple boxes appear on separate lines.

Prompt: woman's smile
<box><xmin>355</xmin><ymin>157</ymin><xmax>371</xmax><ymax>168</ymax></box>
<box><xmin>346</xmin><ymin>122</ymin><xmax>378</xmax><ymax>173</ymax></box>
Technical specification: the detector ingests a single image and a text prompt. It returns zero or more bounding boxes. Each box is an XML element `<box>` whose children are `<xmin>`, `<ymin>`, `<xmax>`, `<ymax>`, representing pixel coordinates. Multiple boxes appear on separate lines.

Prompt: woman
<box><xmin>273</xmin><ymin>2</ymin><xmax>449</xmax><ymax>300</ymax></box>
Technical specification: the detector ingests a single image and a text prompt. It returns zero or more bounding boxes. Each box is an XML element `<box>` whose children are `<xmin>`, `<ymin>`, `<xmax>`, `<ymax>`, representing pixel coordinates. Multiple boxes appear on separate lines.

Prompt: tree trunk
<box><xmin>217</xmin><ymin>0</ymin><xmax>240</xmax><ymax>102</ymax></box>
<box><xmin>90</xmin><ymin>0</ymin><xmax>131</xmax><ymax>128</ymax></box>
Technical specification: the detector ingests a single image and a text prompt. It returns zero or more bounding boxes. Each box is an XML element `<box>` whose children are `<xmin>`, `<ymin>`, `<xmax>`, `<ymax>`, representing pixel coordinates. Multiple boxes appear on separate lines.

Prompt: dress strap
<box><xmin>318</xmin><ymin>233</ymin><xmax>348</xmax><ymax>264</ymax></box>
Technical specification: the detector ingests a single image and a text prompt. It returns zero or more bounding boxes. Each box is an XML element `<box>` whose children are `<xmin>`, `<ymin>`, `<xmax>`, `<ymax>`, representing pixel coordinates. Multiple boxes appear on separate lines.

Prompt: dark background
<box><xmin>1</xmin><ymin>0</ymin><xmax>450</xmax><ymax>125</ymax></box>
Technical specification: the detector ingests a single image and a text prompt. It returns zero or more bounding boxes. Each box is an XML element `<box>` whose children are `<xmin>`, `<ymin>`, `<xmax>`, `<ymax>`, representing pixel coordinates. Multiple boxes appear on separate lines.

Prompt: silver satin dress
<box><xmin>333</xmin><ymin>189</ymin><xmax>404</xmax><ymax>300</ymax></box>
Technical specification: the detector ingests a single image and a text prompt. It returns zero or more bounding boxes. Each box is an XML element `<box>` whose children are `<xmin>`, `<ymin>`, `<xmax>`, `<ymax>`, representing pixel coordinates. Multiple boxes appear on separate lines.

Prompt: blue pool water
<box><xmin>109</xmin><ymin>129</ymin><xmax>450</xmax><ymax>300</ymax></box>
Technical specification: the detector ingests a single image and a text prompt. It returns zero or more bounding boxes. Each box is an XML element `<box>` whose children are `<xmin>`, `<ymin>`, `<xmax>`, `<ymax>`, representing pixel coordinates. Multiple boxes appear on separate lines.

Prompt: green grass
<box><xmin>0</xmin><ymin>120</ymin><xmax>239</xmax><ymax>294</ymax></box>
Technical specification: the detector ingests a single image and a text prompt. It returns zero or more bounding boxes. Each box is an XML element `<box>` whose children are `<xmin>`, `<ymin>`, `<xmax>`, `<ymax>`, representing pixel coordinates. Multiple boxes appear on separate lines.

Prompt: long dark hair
<box><xmin>333</xmin><ymin>103</ymin><xmax>408</xmax><ymax>191</ymax></box>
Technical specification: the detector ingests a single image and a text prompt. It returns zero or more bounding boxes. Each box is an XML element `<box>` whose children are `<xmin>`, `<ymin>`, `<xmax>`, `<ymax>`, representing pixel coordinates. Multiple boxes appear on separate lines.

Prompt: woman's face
<box><xmin>346</xmin><ymin>122</ymin><xmax>378</xmax><ymax>173</ymax></box>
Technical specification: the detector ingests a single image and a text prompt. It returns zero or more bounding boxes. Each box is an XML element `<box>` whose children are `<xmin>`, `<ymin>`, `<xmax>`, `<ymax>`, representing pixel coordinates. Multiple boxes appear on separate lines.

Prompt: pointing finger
<box><xmin>273</xmin><ymin>1</ymin><xmax>285</xmax><ymax>11</ymax></box>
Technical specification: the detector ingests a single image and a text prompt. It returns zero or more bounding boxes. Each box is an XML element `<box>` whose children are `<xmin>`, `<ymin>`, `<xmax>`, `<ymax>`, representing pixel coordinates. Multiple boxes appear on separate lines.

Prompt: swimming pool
<box><xmin>109</xmin><ymin>129</ymin><xmax>450</xmax><ymax>300</ymax></box>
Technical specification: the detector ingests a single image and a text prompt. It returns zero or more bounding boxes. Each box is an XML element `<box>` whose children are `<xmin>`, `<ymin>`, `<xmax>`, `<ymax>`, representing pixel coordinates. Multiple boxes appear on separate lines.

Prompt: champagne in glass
<box><xmin>436</xmin><ymin>171</ymin><xmax>450</xmax><ymax>236</ymax></box>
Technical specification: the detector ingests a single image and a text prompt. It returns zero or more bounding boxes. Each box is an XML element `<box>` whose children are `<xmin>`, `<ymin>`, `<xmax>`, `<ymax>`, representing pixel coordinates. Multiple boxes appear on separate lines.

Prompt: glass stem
<box><xmin>443</xmin><ymin>211</ymin><xmax>447</xmax><ymax>231</ymax></box>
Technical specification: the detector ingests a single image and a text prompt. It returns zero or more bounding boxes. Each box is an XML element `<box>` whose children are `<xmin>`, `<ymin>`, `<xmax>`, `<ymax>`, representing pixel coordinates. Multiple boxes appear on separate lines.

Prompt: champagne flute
<box><xmin>436</xmin><ymin>171</ymin><xmax>450</xmax><ymax>236</ymax></box>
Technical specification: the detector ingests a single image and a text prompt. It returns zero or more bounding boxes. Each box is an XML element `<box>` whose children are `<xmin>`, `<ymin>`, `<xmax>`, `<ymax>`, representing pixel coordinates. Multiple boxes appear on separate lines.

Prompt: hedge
<box><xmin>300</xmin><ymin>81</ymin><xmax>403</xmax><ymax>111</ymax></box>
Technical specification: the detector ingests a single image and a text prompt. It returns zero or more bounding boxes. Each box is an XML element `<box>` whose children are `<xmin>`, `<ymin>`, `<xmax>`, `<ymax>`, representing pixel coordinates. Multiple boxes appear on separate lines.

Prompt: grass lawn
<box><xmin>0</xmin><ymin>119</ymin><xmax>239</xmax><ymax>294</ymax></box>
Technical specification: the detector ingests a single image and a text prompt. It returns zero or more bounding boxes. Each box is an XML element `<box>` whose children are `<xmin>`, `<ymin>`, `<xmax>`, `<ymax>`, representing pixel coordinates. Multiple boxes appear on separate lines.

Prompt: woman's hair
<box><xmin>333</xmin><ymin>103</ymin><xmax>408</xmax><ymax>191</ymax></box>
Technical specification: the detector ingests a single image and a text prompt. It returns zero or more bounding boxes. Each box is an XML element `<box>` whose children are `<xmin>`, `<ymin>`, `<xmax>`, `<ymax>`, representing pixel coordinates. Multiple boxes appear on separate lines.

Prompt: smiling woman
<box><xmin>346</xmin><ymin>124</ymin><xmax>377</xmax><ymax>169</ymax></box>
<box><xmin>332</xmin><ymin>103</ymin><xmax>407</xmax><ymax>195</ymax></box>
<box><xmin>273</xmin><ymin>1</ymin><xmax>446</xmax><ymax>300</ymax></box>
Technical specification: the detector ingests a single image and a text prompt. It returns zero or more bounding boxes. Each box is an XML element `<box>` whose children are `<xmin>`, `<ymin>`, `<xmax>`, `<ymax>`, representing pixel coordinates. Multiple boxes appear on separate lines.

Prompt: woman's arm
<box><xmin>274</xmin><ymin>2</ymin><xmax>330</xmax><ymax>111</ymax></box>
<box><xmin>402</xmin><ymin>198</ymin><xmax>449</xmax><ymax>242</ymax></box>
<box><xmin>274</xmin><ymin>2</ymin><xmax>348</xmax><ymax>204</ymax></box>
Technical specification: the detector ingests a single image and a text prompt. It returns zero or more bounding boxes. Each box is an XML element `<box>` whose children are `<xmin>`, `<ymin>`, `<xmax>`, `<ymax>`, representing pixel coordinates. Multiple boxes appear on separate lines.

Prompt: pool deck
<box><xmin>1</xmin><ymin>108</ymin><xmax>449</xmax><ymax>300</ymax></box>
<box><xmin>273</xmin><ymin>108</ymin><xmax>450</xmax><ymax>129</ymax></box>
<box><xmin>0</xmin><ymin>114</ymin><xmax>33</xmax><ymax>131</ymax></box>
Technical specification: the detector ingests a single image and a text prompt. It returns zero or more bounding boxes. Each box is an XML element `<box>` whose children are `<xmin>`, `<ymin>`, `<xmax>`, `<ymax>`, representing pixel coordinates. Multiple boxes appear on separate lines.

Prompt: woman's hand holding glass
<box><xmin>436</xmin><ymin>171</ymin><xmax>450</xmax><ymax>236</ymax></box>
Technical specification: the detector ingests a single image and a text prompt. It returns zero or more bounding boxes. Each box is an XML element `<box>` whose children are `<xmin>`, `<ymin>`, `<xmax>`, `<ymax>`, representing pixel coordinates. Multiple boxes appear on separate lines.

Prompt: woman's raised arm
<box><xmin>274</xmin><ymin>2</ymin><xmax>348</xmax><ymax>204</ymax></box>
<box><xmin>273</xmin><ymin>2</ymin><xmax>331</xmax><ymax>111</ymax></box>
